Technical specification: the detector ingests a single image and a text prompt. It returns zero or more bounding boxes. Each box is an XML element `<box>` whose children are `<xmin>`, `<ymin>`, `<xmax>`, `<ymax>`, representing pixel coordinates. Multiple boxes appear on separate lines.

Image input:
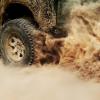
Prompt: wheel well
<box><xmin>2</xmin><ymin>3</ymin><xmax>39</xmax><ymax>27</ymax></box>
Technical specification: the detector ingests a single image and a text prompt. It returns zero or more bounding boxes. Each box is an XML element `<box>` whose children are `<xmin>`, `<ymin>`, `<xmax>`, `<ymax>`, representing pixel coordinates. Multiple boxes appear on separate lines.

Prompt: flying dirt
<box><xmin>0</xmin><ymin>0</ymin><xmax>100</xmax><ymax>100</ymax></box>
<box><xmin>59</xmin><ymin>2</ymin><xmax>100</xmax><ymax>81</ymax></box>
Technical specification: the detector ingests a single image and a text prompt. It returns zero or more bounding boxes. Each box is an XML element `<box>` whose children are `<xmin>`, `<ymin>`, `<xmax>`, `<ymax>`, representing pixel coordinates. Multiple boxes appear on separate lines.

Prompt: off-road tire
<box><xmin>0</xmin><ymin>18</ymin><xmax>35</xmax><ymax>66</ymax></box>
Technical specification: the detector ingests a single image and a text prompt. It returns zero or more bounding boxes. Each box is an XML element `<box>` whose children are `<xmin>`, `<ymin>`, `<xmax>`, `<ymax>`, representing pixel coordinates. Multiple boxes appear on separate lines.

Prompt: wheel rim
<box><xmin>5</xmin><ymin>34</ymin><xmax>26</xmax><ymax>62</ymax></box>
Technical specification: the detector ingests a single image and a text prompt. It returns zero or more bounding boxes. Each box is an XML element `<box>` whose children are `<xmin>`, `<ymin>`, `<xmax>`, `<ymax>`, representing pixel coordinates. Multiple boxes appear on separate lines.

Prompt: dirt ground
<box><xmin>0</xmin><ymin>61</ymin><xmax>100</xmax><ymax>100</ymax></box>
<box><xmin>0</xmin><ymin>1</ymin><xmax>100</xmax><ymax>100</ymax></box>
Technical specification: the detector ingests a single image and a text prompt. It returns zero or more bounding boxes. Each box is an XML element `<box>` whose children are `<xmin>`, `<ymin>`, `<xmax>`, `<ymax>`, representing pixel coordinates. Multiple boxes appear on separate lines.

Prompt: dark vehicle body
<box><xmin>0</xmin><ymin>0</ymin><xmax>66</xmax><ymax>31</ymax></box>
<box><xmin>0</xmin><ymin>0</ymin><xmax>66</xmax><ymax>65</ymax></box>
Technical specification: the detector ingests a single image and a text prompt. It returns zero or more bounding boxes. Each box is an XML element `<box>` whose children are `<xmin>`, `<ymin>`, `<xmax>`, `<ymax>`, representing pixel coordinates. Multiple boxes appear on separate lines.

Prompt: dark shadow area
<box><xmin>2</xmin><ymin>3</ymin><xmax>39</xmax><ymax>27</ymax></box>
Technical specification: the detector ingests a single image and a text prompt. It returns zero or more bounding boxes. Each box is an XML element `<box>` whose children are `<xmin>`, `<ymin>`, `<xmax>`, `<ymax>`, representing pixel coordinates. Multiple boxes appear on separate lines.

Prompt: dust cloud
<box><xmin>0</xmin><ymin>1</ymin><xmax>100</xmax><ymax>100</ymax></box>
<box><xmin>59</xmin><ymin>2</ymin><xmax>100</xmax><ymax>80</ymax></box>
<box><xmin>0</xmin><ymin>61</ymin><xmax>100</xmax><ymax>100</ymax></box>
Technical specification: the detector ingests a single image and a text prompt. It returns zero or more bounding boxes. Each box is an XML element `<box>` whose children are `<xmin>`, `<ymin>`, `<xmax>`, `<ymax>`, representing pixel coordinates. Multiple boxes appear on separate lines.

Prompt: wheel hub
<box><xmin>6</xmin><ymin>36</ymin><xmax>26</xmax><ymax>62</ymax></box>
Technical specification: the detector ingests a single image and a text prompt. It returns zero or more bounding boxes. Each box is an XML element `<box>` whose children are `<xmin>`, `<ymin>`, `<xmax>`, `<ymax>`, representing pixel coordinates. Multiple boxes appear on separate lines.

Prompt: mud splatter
<box><xmin>33</xmin><ymin>3</ymin><xmax>100</xmax><ymax>81</ymax></box>
<box><xmin>60</xmin><ymin>3</ymin><xmax>100</xmax><ymax>81</ymax></box>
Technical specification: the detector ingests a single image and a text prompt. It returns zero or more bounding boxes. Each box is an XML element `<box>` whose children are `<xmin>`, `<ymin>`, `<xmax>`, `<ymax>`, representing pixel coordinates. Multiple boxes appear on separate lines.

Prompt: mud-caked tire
<box><xmin>0</xmin><ymin>18</ymin><xmax>35</xmax><ymax>66</ymax></box>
